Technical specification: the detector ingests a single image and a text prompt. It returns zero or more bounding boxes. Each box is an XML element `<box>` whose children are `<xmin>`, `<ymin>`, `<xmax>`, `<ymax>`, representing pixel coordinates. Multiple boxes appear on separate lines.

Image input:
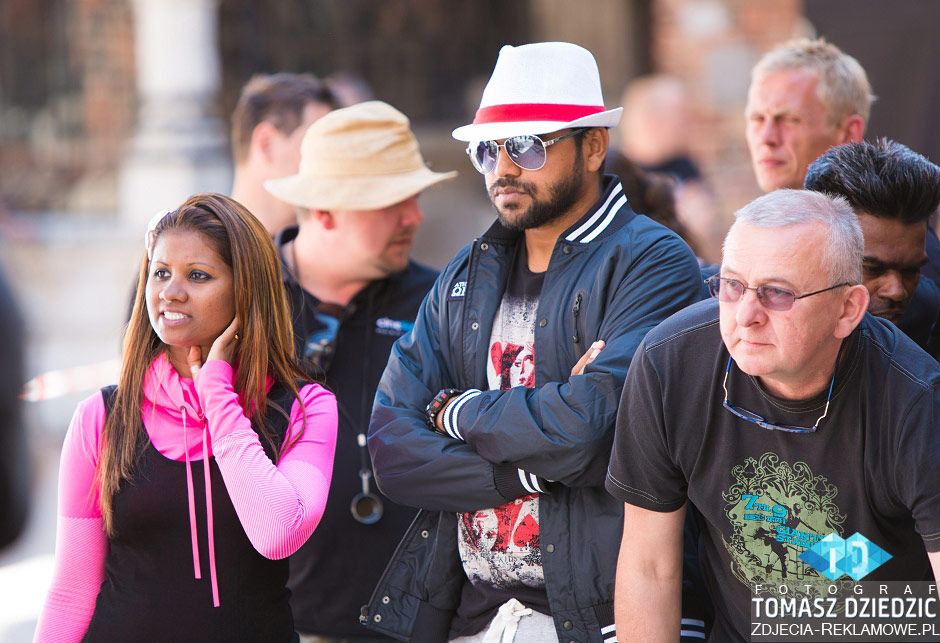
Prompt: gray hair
<box><xmin>752</xmin><ymin>38</ymin><xmax>874</xmax><ymax>126</ymax></box>
<box><xmin>727</xmin><ymin>189</ymin><xmax>863</xmax><ymax>284</ymax></box>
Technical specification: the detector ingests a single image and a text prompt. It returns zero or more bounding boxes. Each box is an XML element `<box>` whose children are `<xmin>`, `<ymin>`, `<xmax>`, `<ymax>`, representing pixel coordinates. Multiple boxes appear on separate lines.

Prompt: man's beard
<box><xmin>489</xmin><ymin>155</ymin><xmax>586</xmax><ymax>232</ymax></box>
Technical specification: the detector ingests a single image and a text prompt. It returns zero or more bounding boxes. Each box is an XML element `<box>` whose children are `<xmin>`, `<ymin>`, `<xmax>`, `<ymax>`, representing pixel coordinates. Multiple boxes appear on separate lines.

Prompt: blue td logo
<box><xmin>799</xmin><ymin>532</ymin><xmax>892</xmax><ymax>581</ymax></box>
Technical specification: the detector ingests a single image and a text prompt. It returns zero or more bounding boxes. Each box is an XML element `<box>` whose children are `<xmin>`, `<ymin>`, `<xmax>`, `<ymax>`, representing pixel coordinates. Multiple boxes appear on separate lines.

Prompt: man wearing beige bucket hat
<box><xmin>366</xmin><ymin>42</ymin><xmax>704</xmax><ymax>643</ymax></box>
<box><xmin>265</xmin><ymin>100</ymin><xmax>456</xmax><ymax>643</ymax></box>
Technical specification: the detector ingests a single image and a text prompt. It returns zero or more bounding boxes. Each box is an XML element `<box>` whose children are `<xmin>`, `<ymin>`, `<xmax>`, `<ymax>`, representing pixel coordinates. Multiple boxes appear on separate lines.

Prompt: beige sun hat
<box><xmin>265</xmin><ymin>100</ymin><xmax>457</xmax><ymax>211</ymax></box>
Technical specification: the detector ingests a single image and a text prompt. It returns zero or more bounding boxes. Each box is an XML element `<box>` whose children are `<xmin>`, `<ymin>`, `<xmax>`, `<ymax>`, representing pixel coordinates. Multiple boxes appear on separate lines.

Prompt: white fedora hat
<box><xmin>452</xmin><ymin>42</ymin><xmax>622</xmax><ymax>142</ymax></box>
<box><xmin>266</xmin><ymin>101</ymin><xmax>456</xmax><ymax>212</ymax></box>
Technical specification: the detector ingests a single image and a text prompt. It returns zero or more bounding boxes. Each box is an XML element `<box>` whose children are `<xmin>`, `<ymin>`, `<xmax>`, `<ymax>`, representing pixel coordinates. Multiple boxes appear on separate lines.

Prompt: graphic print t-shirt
<box><xmin>605</xmin><ymin>300</ymin><xmax>940</xmax><ymax>642</ymax></box>
<box><xmin>451</xmin><ymin>244</ymin><xmax>548</xmax><ymax>637</ymax></box>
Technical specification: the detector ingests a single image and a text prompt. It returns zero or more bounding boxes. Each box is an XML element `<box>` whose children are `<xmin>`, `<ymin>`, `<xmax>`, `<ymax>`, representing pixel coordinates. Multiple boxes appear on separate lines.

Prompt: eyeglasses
<box><xmin>704</xmin><ymin>275</ymin><xmax>851</xmax><ymax>312</ymax></box>
<box><xmin>466</xmin><ymin>128</ymin><xmax>587</xmax><ymax>174</ymax></box>
<box><xmin>721</xmin><ymin>349</ymin><xmax>840</xmax><ymax>434</ymax></box>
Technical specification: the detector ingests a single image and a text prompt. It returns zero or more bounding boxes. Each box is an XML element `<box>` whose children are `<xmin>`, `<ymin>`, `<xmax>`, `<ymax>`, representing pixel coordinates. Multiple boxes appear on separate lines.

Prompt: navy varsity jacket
<box><xmin>366</xmin><ymin>176</ymin><xmax>706</xmax><ymax>642</ymax></box>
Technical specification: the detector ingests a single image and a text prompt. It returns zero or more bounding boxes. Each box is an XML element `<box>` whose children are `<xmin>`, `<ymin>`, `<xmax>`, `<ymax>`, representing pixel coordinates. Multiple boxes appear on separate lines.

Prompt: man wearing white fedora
<box><xmin>366</xmin><ymin>42</ymin><xmax>704</xmax><ymax>642</ymax></box>
<box><xmin>264</xmin><ymin>100</ymin><xmax>456</xmax><ymax>643</ymax></box>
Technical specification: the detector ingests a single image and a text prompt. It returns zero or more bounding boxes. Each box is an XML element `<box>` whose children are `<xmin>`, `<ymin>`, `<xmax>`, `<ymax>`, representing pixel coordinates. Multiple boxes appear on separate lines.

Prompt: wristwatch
<box><xmin>426</xmin><ymin>388</ymin><xmax>464</xmax><ymax>432</ymax></box>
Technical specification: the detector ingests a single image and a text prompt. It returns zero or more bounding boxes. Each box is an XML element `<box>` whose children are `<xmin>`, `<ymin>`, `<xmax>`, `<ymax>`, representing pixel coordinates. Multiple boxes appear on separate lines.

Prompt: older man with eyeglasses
<box><xmin>364</xmin><ymin>42</ymin><xmax>703</xmax><ymax>643</ymax></box>
<box><xmin>607</xmin><ymin>188</ymin><xmax>940</xmax><ymax>642</ymax></box>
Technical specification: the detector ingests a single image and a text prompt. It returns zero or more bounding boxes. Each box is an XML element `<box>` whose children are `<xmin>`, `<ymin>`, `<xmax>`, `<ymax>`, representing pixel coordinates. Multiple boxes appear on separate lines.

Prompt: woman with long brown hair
<box><xmin>34</xmin><ymin>193</ymin><xmax>337</xmax><ymax>642</ymax></box>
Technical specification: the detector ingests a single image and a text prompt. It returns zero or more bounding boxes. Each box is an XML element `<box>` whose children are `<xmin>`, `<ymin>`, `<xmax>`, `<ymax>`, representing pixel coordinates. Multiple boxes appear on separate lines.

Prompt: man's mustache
<box><xmin>488</xmin><ymin>177</ymin><xmax>537</xmax><ymax>199</ymax></box>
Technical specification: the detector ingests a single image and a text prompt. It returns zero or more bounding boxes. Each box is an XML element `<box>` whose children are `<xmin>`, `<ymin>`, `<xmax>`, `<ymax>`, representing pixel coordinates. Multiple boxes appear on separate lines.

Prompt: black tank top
<box><xmin>83</xmin><ymin>384</ymin><xmax>300</xmax><ymax>643</ymax></box>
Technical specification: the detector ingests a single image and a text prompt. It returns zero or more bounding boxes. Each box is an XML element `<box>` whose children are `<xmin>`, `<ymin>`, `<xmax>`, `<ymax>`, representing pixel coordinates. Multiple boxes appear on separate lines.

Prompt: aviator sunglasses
<box><xmin>466</xmin><ymin>128</ymin><xmax>587</xmax><ymax>174</ymax></box>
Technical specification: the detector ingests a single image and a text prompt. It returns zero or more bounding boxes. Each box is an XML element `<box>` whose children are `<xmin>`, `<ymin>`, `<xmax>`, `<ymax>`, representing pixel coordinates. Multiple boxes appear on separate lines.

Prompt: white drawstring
<box><xmin>482</xmin><ymin>598</ymin><xmax>533</xmax><ymax>643</ymax></box>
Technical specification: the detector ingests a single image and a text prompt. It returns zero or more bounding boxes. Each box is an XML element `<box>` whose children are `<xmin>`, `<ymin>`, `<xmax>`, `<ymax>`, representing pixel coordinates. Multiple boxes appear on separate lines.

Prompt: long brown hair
<box><xmin>96</xmin><ymin>193</ymin><xmax>309</xmax><ymax>535</ymax></box>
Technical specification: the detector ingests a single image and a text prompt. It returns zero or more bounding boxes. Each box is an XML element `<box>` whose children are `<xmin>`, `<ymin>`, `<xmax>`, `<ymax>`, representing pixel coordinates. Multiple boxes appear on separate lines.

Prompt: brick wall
<box><xmin>64</xmin><ymin>0</ymin><xmax>136</xmax><ymax>212</ymax></box>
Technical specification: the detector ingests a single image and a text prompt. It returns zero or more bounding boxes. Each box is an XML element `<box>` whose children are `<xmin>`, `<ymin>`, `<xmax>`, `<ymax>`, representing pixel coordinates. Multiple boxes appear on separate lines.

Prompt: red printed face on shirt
<box><xmin>490</xmin><ymin>341</ymin><xmax>536</xmax><ymax>390</ymax></box>
<box><xmin>510</xmin><ymin>349</ymin><xmax>535</xmax><ymax>387</ymax></box>
<box><xmin>146</xmin><ymin>229</ymin><xmax>235</xmax><ymax>363</ymax></box>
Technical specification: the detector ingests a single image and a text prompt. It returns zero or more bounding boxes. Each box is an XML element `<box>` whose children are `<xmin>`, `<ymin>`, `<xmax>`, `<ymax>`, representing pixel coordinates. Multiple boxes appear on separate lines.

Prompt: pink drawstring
<box><xmin>182</xmin><ymin>407</ymin><xmax>202</xmax><ymax>580</ymax></box>
<box><xmin>202</xmin><ymin>427</ymin><xmax>219</xmax><ymax>607</ymax></box>
<box><xmin>181</xmin><ymin>406</ymin><xmax>221</xmax><ymax>607</ymax></box>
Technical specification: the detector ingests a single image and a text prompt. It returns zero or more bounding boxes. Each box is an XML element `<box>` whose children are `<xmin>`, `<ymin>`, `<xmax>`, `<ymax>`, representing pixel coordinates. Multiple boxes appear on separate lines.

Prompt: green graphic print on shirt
<box><xmin>721</xmin><ymin>452</ymin><xmax>854</xmax><ymax>598</ymax></box>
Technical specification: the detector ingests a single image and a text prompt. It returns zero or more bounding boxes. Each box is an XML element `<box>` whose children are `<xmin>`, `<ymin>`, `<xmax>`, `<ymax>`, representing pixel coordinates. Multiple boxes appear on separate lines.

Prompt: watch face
<box><xmin>427</xmin><ymin>389</ymin><xmax>462</xmax><ymax>429</ymax></box>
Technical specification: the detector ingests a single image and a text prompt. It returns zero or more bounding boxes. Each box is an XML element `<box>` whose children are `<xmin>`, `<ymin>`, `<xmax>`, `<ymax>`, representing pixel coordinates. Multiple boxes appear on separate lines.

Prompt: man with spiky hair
<box><xmin>805</xmin><ymin>138</ymin><xmax>940</xmax><ymax>357</ymax></box>
<box><xmin>609</xmin><ymin>189</ymin><xmax>940</xmax><ymax>642</ymax></box>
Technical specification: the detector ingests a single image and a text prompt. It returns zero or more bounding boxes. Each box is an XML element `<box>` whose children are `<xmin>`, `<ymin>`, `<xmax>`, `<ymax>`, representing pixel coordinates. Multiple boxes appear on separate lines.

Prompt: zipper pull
<box><xmin>572</xmin><ymin>293</ymin><xmax>582</xmax><ymax>344</ymax></box>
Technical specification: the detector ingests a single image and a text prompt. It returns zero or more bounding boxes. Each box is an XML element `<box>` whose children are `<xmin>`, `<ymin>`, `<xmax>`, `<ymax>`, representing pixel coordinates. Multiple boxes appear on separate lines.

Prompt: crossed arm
<box><xmin>432</xmin><ymin>341</ymin><xmax>604</xmax><ymax>433</ymax></box>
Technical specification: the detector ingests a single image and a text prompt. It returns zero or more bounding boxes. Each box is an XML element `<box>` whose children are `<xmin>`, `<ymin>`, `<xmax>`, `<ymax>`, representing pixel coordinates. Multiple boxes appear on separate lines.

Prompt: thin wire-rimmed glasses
<box><xmin>704</xmin><ymin>274</ymin><xmax>851</xmax><ymax>312</ymax></box>
<box><xmin>721</xmin><ymin>339</ymin><xmax>844</xmax><ymax>434</ymax></box>
<box><xmin>466</xmin><ymin>128</ymin><xmax>587</xmax><ymax>174</ymax></box>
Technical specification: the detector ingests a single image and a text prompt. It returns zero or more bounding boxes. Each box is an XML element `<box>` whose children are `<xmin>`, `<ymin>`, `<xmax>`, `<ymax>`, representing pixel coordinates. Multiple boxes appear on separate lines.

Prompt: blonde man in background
<box><xmin>745</xmin><ymin>37</ymin><xmax>872</xmax><ymax>193</ymax></box>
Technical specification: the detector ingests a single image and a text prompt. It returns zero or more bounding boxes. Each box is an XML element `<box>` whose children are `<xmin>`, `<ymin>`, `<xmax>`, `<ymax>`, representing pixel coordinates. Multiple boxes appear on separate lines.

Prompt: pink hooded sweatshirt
<box><xmin>34</xmin><ymin>354</ymin><xmax>337</xmax><ymax>642</ymax></box>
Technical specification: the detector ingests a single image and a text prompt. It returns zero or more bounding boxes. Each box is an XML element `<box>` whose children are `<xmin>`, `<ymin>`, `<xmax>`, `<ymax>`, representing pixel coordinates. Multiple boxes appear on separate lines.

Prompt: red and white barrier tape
<box><xmin>20</xmin><ymin>358</ymin><xmax>121</xmax><ymax>402</ymax></box>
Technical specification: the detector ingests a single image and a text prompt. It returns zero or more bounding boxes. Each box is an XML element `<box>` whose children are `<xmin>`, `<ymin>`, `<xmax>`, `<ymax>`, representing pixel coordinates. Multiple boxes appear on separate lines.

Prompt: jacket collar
<box><xmin>480</xmin><ymin>175</ymin><xmax>632</xmax><ymax>245</ymax></box>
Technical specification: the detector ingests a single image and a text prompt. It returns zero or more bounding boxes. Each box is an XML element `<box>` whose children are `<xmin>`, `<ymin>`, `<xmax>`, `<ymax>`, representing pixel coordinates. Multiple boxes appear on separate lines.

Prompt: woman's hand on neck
<box><xmin>166</xmin><ymin>318</ymin><xmax>240</xmax><ymax>379</ymax></box>
<box><xmin>167</xmin><ymin>345</ymin><xmax>210</xmax><ymax>380</ymax></box>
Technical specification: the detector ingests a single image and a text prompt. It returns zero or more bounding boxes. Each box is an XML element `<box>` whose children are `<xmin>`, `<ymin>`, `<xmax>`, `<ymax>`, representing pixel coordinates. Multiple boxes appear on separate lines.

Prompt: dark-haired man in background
<box><xmin>230</xmin><ymin>72</ymin><xmax>338</xmax><ymax>236</ymax></box>
<box><xmin>805</xmin><ymin>138</ymin><xmax>940</xmax><ymax>357</ymax></box>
